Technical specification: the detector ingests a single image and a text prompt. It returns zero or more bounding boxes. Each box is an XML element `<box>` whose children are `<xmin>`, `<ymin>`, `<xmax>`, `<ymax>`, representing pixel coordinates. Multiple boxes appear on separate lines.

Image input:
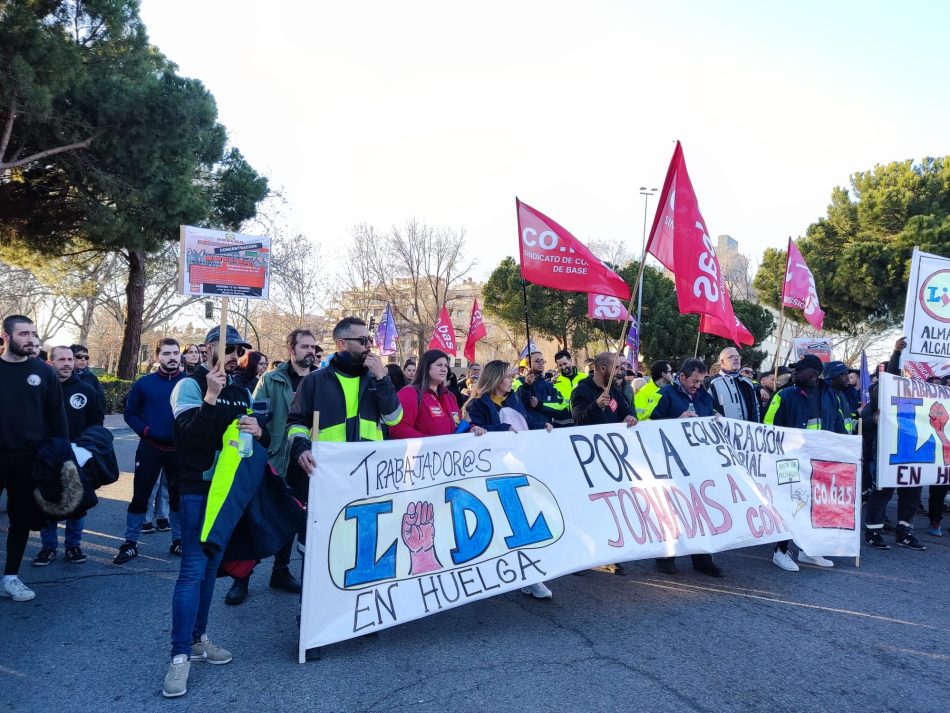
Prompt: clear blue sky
<box><xmin>140</xmin><ymin>0</ymin><xmax>949</xmax><ymax>277</ymax></box>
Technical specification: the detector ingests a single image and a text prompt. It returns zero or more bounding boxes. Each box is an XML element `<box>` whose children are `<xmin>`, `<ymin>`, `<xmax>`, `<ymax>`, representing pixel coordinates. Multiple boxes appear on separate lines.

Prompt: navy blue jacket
<box><xmin>648</xmin><ymin>380</ymin><xmax>715</xmax><ymax>420</ymax></box>
<box><xmin>763</xmin><ymin>381</ymin><xmax>846</xmax><ymax>434</ymax></box>
<box><xmin>464</xmin><ymin>392</ymin><xmax>531</xmax><ymax>432</ymax></box>
<box><xmin>124</xmin><ymin>369</ymin><xmax>186</xmax><ymax>447</ymax></box>
<box><xmin>515</xmin><ymin>374</ymin><xmax>569</xmax><ymax>429</ymax></box>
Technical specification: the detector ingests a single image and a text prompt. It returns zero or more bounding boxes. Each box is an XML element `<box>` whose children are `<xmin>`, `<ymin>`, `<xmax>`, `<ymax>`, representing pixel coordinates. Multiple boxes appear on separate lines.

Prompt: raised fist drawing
<box><xmin>401</xmin><ymin>501</ymin><xmax>442</xmax><ymax>575</ymax></box>
<box><xmin>929</xmin><ymin>402</ymin><xmax>950</xmax><ymax>460</ymax></box>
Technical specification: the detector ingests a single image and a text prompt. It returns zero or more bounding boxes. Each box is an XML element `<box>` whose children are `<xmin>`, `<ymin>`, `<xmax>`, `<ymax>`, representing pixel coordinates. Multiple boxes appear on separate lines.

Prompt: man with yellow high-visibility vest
<box><xmin>634</xmin><ymin>360</ymin><xmax>674</xmax><ymax>421</ymax></box>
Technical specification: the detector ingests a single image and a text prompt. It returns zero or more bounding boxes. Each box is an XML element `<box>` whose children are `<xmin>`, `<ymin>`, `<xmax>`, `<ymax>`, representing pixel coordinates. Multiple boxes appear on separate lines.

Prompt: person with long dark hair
<box><xmin>390</xmin><ymin>350</ymin><xmax>485</xmax><ymax>439</ymax></box>
<box><xmin>403</xmin><ymin>358</ymin><xmax>417</xmax><ymax>382</ymax></box>
<box><xmin>386</xmin><ymin>363</ymin><xmax>407</xmax><ymax>391</ymax></box>
<box><xmin>182</xmin><ymin>344</ymin><xmax>201</xmax><ymax>375</ymax></box>
<box><xmin>233</xmin><ymin>351</ymin><xmax>267</xmax><ymax>393</ymax></box>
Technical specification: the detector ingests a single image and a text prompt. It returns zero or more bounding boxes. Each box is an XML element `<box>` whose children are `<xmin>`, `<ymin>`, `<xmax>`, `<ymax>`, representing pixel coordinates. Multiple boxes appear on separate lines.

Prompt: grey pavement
<box><xmin>1</xmin><ymin>419</ymin><xmax>948</xmax><ymax>712</ymax></box>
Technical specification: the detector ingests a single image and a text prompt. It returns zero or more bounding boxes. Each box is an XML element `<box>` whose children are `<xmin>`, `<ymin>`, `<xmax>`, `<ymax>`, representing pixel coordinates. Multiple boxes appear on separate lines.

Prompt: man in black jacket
<box><xmin>33</xmin><ymin>346</ymin><xmax>104</xmax><ymax>566</ymax></box>
<box><xmin>571</xmin><ymin>352</ymin><xmax>638</xmax><ymax>428</ymax></box>
<box><xmin>0</xmin><ymin>315</ymin><xmax>68</xmax><ymax>602</ymax></box>
<box><xmin>161</xmin><ymin>325</ymin><xmax>269</xmax><ymax>699</ymax></box>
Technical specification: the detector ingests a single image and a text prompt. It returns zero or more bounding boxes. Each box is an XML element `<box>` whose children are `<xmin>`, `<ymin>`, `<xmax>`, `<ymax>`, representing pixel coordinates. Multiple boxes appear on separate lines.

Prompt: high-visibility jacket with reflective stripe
<box><xmin>286</xmin><ymin>361</ymin><xmax>403</xmax><ymax>463</ymax></box>
<box><xmin>634</xmin><ymin>379</ymin><xmax>662</xmax><ymax>420</ymax></box>
<box><xmin>551</xmin><ymin>369</ymin><xmax>586</xmax><ymax>405</ymax></box>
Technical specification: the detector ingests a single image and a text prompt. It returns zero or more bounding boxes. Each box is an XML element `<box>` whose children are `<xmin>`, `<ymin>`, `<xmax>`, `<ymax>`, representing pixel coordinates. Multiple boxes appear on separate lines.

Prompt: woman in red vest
<box><xmin>390</xmin><ymin>350</ymin><xmax>486</xmax><ymax>439</ymax></box>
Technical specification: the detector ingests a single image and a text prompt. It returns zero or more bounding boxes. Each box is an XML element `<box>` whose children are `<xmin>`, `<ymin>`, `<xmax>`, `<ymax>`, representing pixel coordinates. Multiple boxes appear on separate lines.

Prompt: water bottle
<box><xmin>237</xmin><ymin>430</ymin><xmax>254</xmax><ymax>458</ymax></box>
<box><xmin>687</xmin><ymin>401</ymin><xmax>696</xmax><ymax>416</ymax></box>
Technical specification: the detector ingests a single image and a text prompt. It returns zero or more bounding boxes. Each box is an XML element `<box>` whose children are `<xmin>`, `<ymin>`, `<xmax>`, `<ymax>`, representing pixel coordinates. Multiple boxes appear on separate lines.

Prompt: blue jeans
<box><xmin>146</xmin><ymin>474</ymin><xmax>169</xmax><ymax>523</ymax></box>
<box><xmin>40</xmin><ymin>517</ymin><xmax>85</xmax><ymax>550</ymax></box>
<box><xmin>171</xmin><ymin>493</ymin><xmax>223</xmax><ymax>657</ymax></box>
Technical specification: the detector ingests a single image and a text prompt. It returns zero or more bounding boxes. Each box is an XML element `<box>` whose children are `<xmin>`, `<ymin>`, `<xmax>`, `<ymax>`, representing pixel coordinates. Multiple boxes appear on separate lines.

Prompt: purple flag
<box><xmin>625</xmin><ymin>319</ymin><xmax>639</xmax><ymax>356</ymax></box>
<box><xmin>376</xmin><ymin>303</ymin><xmax>398</xmax><ymax>356</ymax></box>
<box><xmin>519</xmin><ymin>341</ymin><xmax>539</xmax><ymax>360</ymax></box>
<box><xmin>859</xmin><ymin>350</ymin><xmax>871</xmax><ymax>408</ymax></box>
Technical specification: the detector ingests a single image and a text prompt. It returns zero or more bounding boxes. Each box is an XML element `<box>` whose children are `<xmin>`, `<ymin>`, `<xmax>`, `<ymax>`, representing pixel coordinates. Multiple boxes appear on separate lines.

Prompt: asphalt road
<box><xmin>1</xmin><ymin>417</ymin><xmax>948</xmax><ymax>713</ymax></box>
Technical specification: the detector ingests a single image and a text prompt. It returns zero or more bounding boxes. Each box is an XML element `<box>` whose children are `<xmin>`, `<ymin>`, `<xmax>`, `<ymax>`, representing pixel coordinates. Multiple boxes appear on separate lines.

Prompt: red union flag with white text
<box><xmin>428</xmin><ymin>305</ymin><xmax>457</xmax><ymax>355</ymax></box>
<box><xmin>700</xmin><ymin>312</ymin><xmax>754</xmax><ymax>346</ymax></box>
<box><xmin>782</xmin><ymin>239</ymin><xmax>825</xmax><ymax>331</ymax></box>
<box><xmin>587</xmin><ymin>293</ymin><xmax>630</xmax><ymax>322</ymax></box>
<box><xmin>463</xmin><ymin>299</ymin><xmax>487</xmax><ymax>362</ymax></box>
<box><xmin>644</xmin><ymin>142</ymin><xmax>741</xmax><ymax>345</ymax></box>
<box><xmin>517</xmin><ymin>199</ymin><xmax>631</xmax><ymax>300</ymax></box>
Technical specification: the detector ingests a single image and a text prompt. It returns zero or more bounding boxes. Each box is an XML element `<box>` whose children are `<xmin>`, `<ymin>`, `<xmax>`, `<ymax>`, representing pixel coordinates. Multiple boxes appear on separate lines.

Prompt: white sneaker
<box><xmin>162</xmin><ymin>654</ymin><xmax>190</xmax><ymax>698</ymax></box>
<box><xmin>0</xmin><ymin>576</ymin><xmax>36</xmax><ymax>601</ymax></box>
<box><xmin>521</xmin><ymin>582</ymin><xmax>553</xmax><ymax>599</ymax></box>
<box><xmin>772</xmin><ymin>550</ymin><xmax>799</xmax><ymax>572</ymax></box>
<box><xmin>798</xmin><ymin>552</ymin><xmax>834</xmax><ymax>568</ymax></box>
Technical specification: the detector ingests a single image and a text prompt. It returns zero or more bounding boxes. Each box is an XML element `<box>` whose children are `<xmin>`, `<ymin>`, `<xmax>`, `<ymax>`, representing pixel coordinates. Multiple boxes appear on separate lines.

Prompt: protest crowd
<box><xmin>0</xmin><ymin>311</ymin><xmax>947</xmax><ymax>698</ymax></box>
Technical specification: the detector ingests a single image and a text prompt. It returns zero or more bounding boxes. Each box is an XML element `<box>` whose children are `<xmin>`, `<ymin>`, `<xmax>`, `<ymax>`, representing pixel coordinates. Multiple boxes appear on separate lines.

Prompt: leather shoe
<box><xmin>655</xmin><ymin>557</ymin><xmax>676</xmax><ymax>574</ymax></box>
<box><xmin>269</xmin><ymin>566</ymin><xmax>302</xmax><ymax>594</ymax></box>
<box><xmin>693</xmin><ymin>562</ymin><xmax>724</xmax><ymax>578</ymax></box>
<box><xmin>225</xmin><ymin>576</ymin><xmax>250</xmax><ymax>605</ymax></box>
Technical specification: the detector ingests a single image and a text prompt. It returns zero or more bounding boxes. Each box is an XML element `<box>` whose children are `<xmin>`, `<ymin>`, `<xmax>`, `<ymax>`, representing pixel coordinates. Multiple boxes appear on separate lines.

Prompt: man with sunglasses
<box><xmin>69</xmin><ymin>344</ymin><xmax>106</xmax><ymax>412</ymax></box>
<box><xmin>115</xmin><ymin>338</ymin><xmax>186</xmax><ymax>564</ymax></box>
<box><xmin>634</xmin><ymin>361</ymin><xmax>674</xmax><ymax>421</ymax></box>
<box><xmin>287</xmin><ymin>316</ymin><xmax>402</xmax><ymax>476</ymax></box>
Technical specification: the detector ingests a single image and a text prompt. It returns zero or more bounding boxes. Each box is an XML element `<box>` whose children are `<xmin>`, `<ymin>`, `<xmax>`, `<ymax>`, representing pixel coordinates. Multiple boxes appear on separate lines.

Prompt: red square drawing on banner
<box><xmin>810</xmin><ymin>460</ymin><xmax>857</xmax><ymax>530</ymax></box>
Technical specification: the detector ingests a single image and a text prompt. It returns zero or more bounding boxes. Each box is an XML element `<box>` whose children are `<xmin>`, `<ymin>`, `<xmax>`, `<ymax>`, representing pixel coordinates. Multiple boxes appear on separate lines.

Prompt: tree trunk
<box><xmin>116</xmin><ymin>249</ymin><xmax>147</xmax><ymax>380</ymax></box>
<box><xmin>78</xmin><ymin>295</ymin><xmax>96</xmax><ymax>345</ymax></box>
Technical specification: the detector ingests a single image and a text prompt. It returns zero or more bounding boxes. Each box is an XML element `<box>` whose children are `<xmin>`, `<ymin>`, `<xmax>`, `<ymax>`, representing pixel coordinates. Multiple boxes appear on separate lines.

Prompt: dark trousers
<box><xmin>0</xmin><ymin>449</ymin><xmax>40</xmax><ymax>576</ymax></box>
<box><xmin>129</xmin><ymin>441</ymin><xmax>180</xmax><ymax>514</ymax></box>
<box><xmin>866</xmin><ymin>486</ymin><xmax>921</xmax><ymax>528</ymax></box>
<box><xmin>929</xmin><ymin>485</ymin><xmax>949</xmax><ymax>525</ymax></box>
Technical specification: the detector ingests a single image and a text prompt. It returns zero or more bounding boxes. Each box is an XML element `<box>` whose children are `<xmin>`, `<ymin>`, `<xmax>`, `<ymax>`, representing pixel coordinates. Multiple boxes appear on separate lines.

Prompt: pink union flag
<box><xmin>644</xmin><ymin>141</ymin><xmax>741</xmax><ymax>344</ymax></box>
<box><xmin>517</xmin><ymin>199</ymin><xmax>631</xmax><ymax>300</ymax></box>
<box><xmin>427</xmin><ymin>305</ymin><xmax>457</xmax><ymax>356</ymax></box>
<box><xmin>782</xmin><ymin>239</ymin><xmax>825</xmax><ymax>331</ymax></box>
<box><xmin>587</xmin><ymin>293</ymin><xmax>630</xmax><ymax>322</ymax></box>
<box><xmin>464</xmin><ymin>299</ymin><xmax>487</xmax><ymax>362</ymax></box>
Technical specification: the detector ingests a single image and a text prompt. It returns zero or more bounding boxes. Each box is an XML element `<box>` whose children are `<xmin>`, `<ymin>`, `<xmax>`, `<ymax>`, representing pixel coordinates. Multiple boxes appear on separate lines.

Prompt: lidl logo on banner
<box><xmin>327</xmin><ymin>474</ymin><xmax>565</xmax><ymax>591</ymax></box>
<box><xmin>919</xmin><ymin>269</ymin><xmax>950</xmax><ymax>323</ymax></box>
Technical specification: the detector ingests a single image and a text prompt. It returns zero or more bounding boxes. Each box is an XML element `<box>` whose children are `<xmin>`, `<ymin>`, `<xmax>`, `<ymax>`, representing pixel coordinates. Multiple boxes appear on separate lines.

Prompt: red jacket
<box><xmin>389</xmin><ymin>385</ymin><xmax>461</xmax><ymax>438</ymax></box>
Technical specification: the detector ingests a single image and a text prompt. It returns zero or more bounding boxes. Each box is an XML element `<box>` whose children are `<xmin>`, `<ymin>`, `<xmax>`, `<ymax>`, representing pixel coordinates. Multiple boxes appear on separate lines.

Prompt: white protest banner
<box><xmin>903</xmin><ymin>248</ymin><xmax>950</xmax><ymax>363</ymax></box>
<box><xmin>876</xmin><ymin>372</ymin><xmax>950</xmax><ymax>488</ymax></box>
<box><xmin>178</xmin><ymin>225</ymin><xmax>271</xmax><ymax>299</ymax></box>
<box><xmin>298</xmin><ymin>418</ymin><xmax>860</xmax><ymax>657</ymax></box>
<box><xmin>793</xmin><ymin>337</ymin><xmax>832</xmax><ymax>363</ymax></box>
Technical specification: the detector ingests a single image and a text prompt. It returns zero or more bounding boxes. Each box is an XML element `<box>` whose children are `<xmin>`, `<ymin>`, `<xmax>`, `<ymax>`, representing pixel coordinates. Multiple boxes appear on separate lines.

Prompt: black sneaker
<box><xmin>156</xmin><ymin>519</ymin><xmax>172</xmax><ymax>533</ymax></box>
<box><xmin>864</xmin><ymin>531</ymin><xmax>890</xmax><ymax>549</ymax></box>
<box><xmin>895</xmin><ymin>531</ymin><xmax>926</xmax><ymax>551</ymax></box>
<box><xmin>64</xmin><ymin>547</ymin><xmax>88</xmax><ymax>564</ymax></box>
<box><xmin>32</xmin><ymin>548</ymin><xmax>56</xmax><ymax>566</ymax></box>
<box><xmin>141</xmin><ymin>522</ymin><xmax>157</xmax><ymax>534</ymax></box>
<box><xmin>169</xmin><ymin>539</ymin><xmax>182</xmax><ymax>556</ymax></box>
<box><xmin>113</xmin><ymin>541</ymin><xmax>139</xmax><ymax>564</ymax></box>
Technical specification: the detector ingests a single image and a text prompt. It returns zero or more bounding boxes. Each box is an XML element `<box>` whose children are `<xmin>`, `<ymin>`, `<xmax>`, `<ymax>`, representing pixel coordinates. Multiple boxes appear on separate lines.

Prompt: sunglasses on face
<box><xmin>225</xmin><ymin>345</ymin><xmax>246</xmax><ymax>356</ymax></box>
<box><xmin>341</xmin><ymin>336</ymin><xmax>373</xmax><ymax>347</ymax></box>
<box><xmin>74</xmin><ymin>354</ymin><xmax>89</xmax><ymax>360</ymax></box>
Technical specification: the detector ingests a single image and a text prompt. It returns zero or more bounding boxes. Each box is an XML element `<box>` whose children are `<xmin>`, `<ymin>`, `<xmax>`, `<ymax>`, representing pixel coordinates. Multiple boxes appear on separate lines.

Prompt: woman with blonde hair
<box><xmin>462</xmin><ymin>359</ymin><xmax>554</xmax><ymax>600</ymax></box>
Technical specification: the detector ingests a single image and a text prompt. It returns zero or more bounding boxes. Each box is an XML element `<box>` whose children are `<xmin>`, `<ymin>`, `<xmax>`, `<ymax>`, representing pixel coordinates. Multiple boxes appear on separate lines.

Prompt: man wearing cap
<box><xmin>823</xmin><ymin>361</ymin><xmax>857</xmax><ymax>434</ymax></box>
<box><xmin>764</xmin><ymin>353</ymin><xmax>846</xmax><ymax>572</ymax></box>
<box><xmin>161</xmin><ymin>325</ymin><xmax>270</xmax><ymax>698</ymax></box>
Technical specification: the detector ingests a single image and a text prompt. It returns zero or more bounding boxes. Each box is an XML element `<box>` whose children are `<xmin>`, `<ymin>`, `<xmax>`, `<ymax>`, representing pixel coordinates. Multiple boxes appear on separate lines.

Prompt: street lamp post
<box><xmin>636</xmin><ymin>186</ymin><xmax>657</xmax><ymax>367</ymax></box>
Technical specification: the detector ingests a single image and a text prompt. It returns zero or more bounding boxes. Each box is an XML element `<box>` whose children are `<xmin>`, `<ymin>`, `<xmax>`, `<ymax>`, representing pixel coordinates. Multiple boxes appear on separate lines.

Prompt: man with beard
<box><xmin>764</xmin><ymin>354</ymin><xmax>846</xmax><ymax>571</ymax></box>
<box><xmin>116</xmin><ymin>339</ymin><xmax>187</xmax><ymax>563</ymax></box>
<box><xmin>287</xmin><ymin>316</ymin><xmax>402</xmax><ymax>476</ymax></box>
<box><xmin>162</xmin><ymin>325</ymin><xmax>268</xmax><ymax>698</ymax></box>
<box><xmin>222</xmin><ymin>328</ymin><xmax>317</xmax><ymax>604</ymax></box>
<box><xmin>33</xmin><ymin>346</ymin><xmax>104</xmax><ymax>566</ymax></box>
<box><xmin>0</xmin><ymin>315</ymin><xmax>68</xmax><ymax>601</ymax></box>
<box><xmin>551</xmin><ymin>351</ymin><xmax>586</xmax><ymax>426</ymax></box>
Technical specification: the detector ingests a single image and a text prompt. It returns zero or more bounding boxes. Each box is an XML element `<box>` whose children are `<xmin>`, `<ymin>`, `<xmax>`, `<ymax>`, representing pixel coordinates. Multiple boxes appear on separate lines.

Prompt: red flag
<box><xmin>700</xmin><ymin>313</ymin><xmax>754</xmax><ymax>346</ymax></box>
<box><xmin>782</xmin><ymin>239</ymin><xmax>825</xmax><ymax>331</ymax></box>
<box><xmin>428</xmin><ymin>305</ymin><xmax>457</xmax><ymax>355</ymax></box>
<box><xmin>644</xmin><ymin>142</ymin><xmax>740</xmax><ymax>344</ymax></box>
<box><xmin>517</xmin><ymin>199</ymin><xmax>631</xmax><ymax>300</ymax></box>
<box><xmin>587</xmin><ymin>293</ymin><xmax>630</xmax><ymax>322</ymax></box>
<box><xmin>463</xmin><ymin>299</ymin><xmax>487</xmax><ymax>362</ymax></box>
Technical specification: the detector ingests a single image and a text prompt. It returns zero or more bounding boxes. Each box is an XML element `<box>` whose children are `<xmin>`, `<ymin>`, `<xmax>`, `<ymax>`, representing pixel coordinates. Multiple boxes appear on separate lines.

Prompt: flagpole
<box><xmin>605</xmin><ymin>255</ymin><xmax>647</xmax><ymax>396</ymax></box>
<box><xmin>693</xmin><ymin>324</ymin><xmax>702</xmax><ymax>358</ymax></box>
<box><xmin>773</xmin><ymin>237</ymin><xmax>793</xmax><ymax>387</ymax></box>
<box><xmin>522</xmin><ymin>278</ymin><xmax>532</xmax><ymax>361</ymax></box>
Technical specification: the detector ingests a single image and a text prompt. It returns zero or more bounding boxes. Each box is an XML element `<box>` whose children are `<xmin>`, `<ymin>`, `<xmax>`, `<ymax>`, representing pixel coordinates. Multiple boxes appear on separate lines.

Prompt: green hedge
<box><xmin>99</xmin><ymin>375</ymin><xmax>135</xmax><ymax>415</ymax></box>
